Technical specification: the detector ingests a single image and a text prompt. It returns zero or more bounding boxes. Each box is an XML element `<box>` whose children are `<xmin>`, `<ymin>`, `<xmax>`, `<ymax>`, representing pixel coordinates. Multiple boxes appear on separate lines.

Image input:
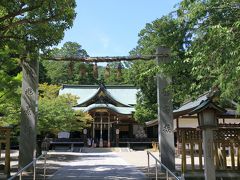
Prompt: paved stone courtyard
<box><xmin>4</xmin><ymin>150</ymin><xmax>240</xmax><ymax>179</ymax></box>
<box><xmin>49</xmin><ymin>152</ymin><xmax>147</xmax><ymax>180</ymax></box>
<box><xmin>4</xmin><ymin>150</ymin><xmax>180</xmax><ymax>179</ymax></box>
<box><xmin>6</xmin><ymin>150</ymin><xmax>158</xmax><ymax>179</ymax></box>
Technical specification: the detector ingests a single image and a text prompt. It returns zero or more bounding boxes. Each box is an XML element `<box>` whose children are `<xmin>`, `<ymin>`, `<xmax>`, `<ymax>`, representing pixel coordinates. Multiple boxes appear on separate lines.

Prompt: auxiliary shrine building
<box><xmin>59</xmin><ymin>83</ymin><xmax>151</xmax><ymax>148</ymax></box>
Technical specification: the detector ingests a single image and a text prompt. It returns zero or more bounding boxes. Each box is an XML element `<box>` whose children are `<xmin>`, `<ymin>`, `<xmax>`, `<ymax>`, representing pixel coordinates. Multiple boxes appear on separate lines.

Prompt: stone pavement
<box><xmin>49</xmin><ymin>152</ymin><xmax>147</xmax><ymax>180</ymax></box>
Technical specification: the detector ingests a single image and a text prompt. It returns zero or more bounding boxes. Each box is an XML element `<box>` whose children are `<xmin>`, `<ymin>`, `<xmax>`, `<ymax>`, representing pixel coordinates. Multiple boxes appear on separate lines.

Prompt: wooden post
<box><xmin>156</xmin><ymin>46</ymin><xmax>175</xmax><ymax>170</ymax></box>
<box><xmin>115</xmin><ymin>117</ymin><xmax>119</xmax><ymax>147</ymax></box>
<box><xmin>190</xmin><ymin>142</ymin><xmax>194</xmax><ymax>171</ymax></box>
<box><xmin>199</xmin><ymin>140</ymin><xmax>203</xmax><ymax>170</ymax></box>
<box><xmin>198</xmin><ymin>108</ymin><xmax>217</xmax><ymax>180</ymax></box>
<box><xmin>99</xmin><ymin>113</ymin><xmax>103</xmax><ymax>147</ymax></box>
<box><xmin>230</xmin><ymin>143</ymin><xmax>235</xmax><ymax>170</ymax></box>
<box><xmin>181</xmin><ymin>131</ymin><xmax>186</xmax><ymax>173</ymax></box>
<box><xmin>19</xmin><ymin>52</ymin><xmax>39</xmax><ymax>169</ymax></box>
<box><xmin>237</xmin><ymin>146</ymin><xmax>240</xmax><ymax>170</ymax></box>
<box><xmin>0</xmin><ymin>142</ymin><xmax>1</xmax><ymax>158</ymax></box>
<box><xmin>116</xmin><ymin>129</ymin><xmax>119</xmax><ymax>147</ymax></box>
<box><xmin>4</xmin><ymin>129</ymin><xmax>10</xmax><ymax>177</ymax></box>
<box><xmin>92</xmin><ymin>115</ymin><xmax>95</xmax><ymax>147</ymax></box>
<box><xmin>176</xmin><ymin>118</ymin><xmax>179</xmax><ymax>129</ymax></box>
<box><xmin>214</xmin><ymin>143</ymin><xmax>220</xmax><ymax>170</ymax></box>
<box><xmin>107</xmin><ymin>113</ymin><xmax>110</xmax><ymax>147</ymax></box>
<box><xmin>222</xmin><ymin>145</ymin><xmax>227</xmax><ymax>169</ymax></box>
<box><xmin>202</xmin><ymin>127</ymin><xmax>215</xmax><ymax>180</ymax></box>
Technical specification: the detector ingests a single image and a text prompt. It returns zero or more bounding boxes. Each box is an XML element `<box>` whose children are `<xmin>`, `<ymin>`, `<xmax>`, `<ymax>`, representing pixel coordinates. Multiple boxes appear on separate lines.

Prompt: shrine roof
<box><xmin>59</xmin><ymin>84</ymin><xmax>138</xmax><ymax>107</ymax></box>
<box><xmin>145</xmin><ymin>93</ymin><xmax>239</xmax><ymax>127</ymax></box>
<box><xmin>73</xmin><ymin>104</ymin><xmax>135</xmax><ymax>115</ymax></box>
<box><xmin>173</xmin><ymin>93</ymin><xmax>208</xmax><ymax>117</ymax></box>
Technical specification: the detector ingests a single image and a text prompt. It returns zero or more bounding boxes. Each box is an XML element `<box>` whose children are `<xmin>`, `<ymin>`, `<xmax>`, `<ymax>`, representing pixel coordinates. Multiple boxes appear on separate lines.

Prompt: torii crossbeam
<box><xmin>41</xmin><ymin>54</ymin><xmax>167</xmax><ymax>62</ymax></box>
<box><xmin>19</xmin><ymin>47</ymin><xmax>175</xmax><ymax>172</ymax></box>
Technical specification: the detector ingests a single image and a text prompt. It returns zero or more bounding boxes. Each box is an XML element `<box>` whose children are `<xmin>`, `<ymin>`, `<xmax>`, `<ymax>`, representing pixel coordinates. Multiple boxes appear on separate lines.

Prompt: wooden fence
<box><xmin>176</xmin><ymin>126</ymin><xmax>240</xmax><ymax>173</ymax></box>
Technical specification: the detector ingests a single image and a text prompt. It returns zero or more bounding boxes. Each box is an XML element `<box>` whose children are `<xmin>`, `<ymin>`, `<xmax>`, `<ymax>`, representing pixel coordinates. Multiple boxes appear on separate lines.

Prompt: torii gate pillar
<box><xmin>156</xmin><ymin>46</ymin><xmax>175</xmax><ymax>170</ymax></box>
<box><xmin>19</xmin><ymin>53</ymin><xmax>39</xmax><ymax>169</ymax></box>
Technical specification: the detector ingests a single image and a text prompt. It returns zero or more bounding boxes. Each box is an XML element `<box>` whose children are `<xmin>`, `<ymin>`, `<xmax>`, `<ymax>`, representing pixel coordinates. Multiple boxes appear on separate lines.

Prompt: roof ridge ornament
<box><xmin>99</xmin><ymin>81</ymin><xmax>106</xmax><ymax>90</ymax></box>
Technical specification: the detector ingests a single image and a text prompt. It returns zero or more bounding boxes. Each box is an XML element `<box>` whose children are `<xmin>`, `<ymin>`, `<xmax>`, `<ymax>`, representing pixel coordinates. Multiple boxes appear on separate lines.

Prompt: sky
<box><xmin>59</xmin><ymin>0</ymin><xmax>181</xmax><ymax>56</ymax></box>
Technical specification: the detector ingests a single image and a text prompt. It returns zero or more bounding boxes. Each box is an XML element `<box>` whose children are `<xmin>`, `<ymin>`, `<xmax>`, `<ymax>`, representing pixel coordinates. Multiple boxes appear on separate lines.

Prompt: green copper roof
<box><xmin>73</xmin><ymin>104</ymin><xmax>135</xmax><ymax>115</ymax></box>
<box><xmin>59</xmin><ymin>84</ymin><xmax>138</xmax><ymax>106</ymax></box>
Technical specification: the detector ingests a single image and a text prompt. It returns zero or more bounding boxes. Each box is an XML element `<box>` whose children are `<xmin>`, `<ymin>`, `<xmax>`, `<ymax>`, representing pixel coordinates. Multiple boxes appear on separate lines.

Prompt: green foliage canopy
<box><xmin>0</xmin><ymin>47</ymin><xmax>22</xmax><ymax>126</ymax></box>
<box><xmin>0</xmin><ymin>0</ymin><xmax>76</xmax><ymax>50</ymax></box>
<box><xmin>38</xmin><ymin>83</ymin><xmax>92</xmax><ymax>135</ymax></box>
<box><xmin>0</xmin><ymin>1</ymin><xmax>77</xmax><ymax>126</ymax></box>
<box><xmin>177</xmin><ymin>0</ymin><xmax>240</xmax><ymax>103</ymax></box>
<box><xmin>130</xmin><ymin>0</ymin><xmax>240</xmax><ymax>122</ymax></box>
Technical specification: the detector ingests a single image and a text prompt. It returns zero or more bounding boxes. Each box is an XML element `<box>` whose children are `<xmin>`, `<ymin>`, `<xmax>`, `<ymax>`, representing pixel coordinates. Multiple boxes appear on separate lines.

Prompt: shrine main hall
<box><xmin>59</xmin><ymin>83</ymin><xmax>152</xmax><ymax>148</ymax></box>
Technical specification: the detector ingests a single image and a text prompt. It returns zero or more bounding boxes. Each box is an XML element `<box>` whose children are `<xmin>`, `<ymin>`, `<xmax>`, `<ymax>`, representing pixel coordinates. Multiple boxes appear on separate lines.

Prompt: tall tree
<box><xmin>129</xmin><ymin>14</ymin><xmax>190</xmax><ymax>122</ymax></box>
<box><xmin>130</xmin><ymin>0</ymin><xmax>240</xmax><ymax>122</ymax></box>
<box><xmin>0</xmin><ymin>1</ymin><xmax>77</xmax><ymax>125</ymax></box>
<box><xmin>177</xmin><ymin>0</ymin><xmax>240</xmax><ymax>104</ymax></box>
<box><xmin>1</xmin><ymin>0</ymin><xmax>78</xmax><ymax>169</ymax></box>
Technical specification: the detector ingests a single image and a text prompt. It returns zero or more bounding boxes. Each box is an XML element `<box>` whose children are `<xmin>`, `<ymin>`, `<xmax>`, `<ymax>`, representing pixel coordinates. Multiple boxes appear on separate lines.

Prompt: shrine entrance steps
<box><xmin>80</xmin><ymin>147</ymin><xmax>131</xmax><ymax>153</ymax></box>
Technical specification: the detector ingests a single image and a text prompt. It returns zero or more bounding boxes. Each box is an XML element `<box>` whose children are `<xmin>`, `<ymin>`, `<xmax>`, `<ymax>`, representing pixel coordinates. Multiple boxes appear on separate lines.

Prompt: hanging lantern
<box><xmin>117</xmin><ymin>62</ymin><xmax>122</xmax><ymax>78</ymax></box>
<box><xmin>79</xmin><ymin>63</ymin><xmax>86</xmax><ymax>77</ymax></box>
<box><xmin>104</xmin><ymin>64</ymin><xmax>110</xmax><ymax>78</ymax></box>
<box><xmin>93</xmin><ymin>62</ymin><xmax>98</xmax><ymax>78</ymax></box>
<box><xmin>68</xmin><ymin>61</ymin><xmax>74</xmax><ymax>78</ymax></box>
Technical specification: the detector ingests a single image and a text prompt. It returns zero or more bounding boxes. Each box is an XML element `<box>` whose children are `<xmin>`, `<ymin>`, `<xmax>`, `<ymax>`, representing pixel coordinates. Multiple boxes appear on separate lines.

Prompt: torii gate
<box><xmin>19</xmin><ymin>46</ymin><xmax>175</xmax><ymax>171</ymax></box>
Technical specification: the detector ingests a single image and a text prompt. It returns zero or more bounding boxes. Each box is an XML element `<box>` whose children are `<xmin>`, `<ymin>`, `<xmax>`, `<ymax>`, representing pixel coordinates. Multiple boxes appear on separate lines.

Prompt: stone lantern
<box><xmin>190</xmin><ymin>99</ymin><xmax>225</xmax><ymax>180</ymax></box>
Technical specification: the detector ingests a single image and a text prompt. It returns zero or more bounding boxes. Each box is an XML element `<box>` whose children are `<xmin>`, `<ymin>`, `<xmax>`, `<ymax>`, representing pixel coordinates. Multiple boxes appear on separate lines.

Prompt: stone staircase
<box><xmin>80</xmin><ymin>147</ymin><xmax>131</xmax><ymax>153</ymax></box>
